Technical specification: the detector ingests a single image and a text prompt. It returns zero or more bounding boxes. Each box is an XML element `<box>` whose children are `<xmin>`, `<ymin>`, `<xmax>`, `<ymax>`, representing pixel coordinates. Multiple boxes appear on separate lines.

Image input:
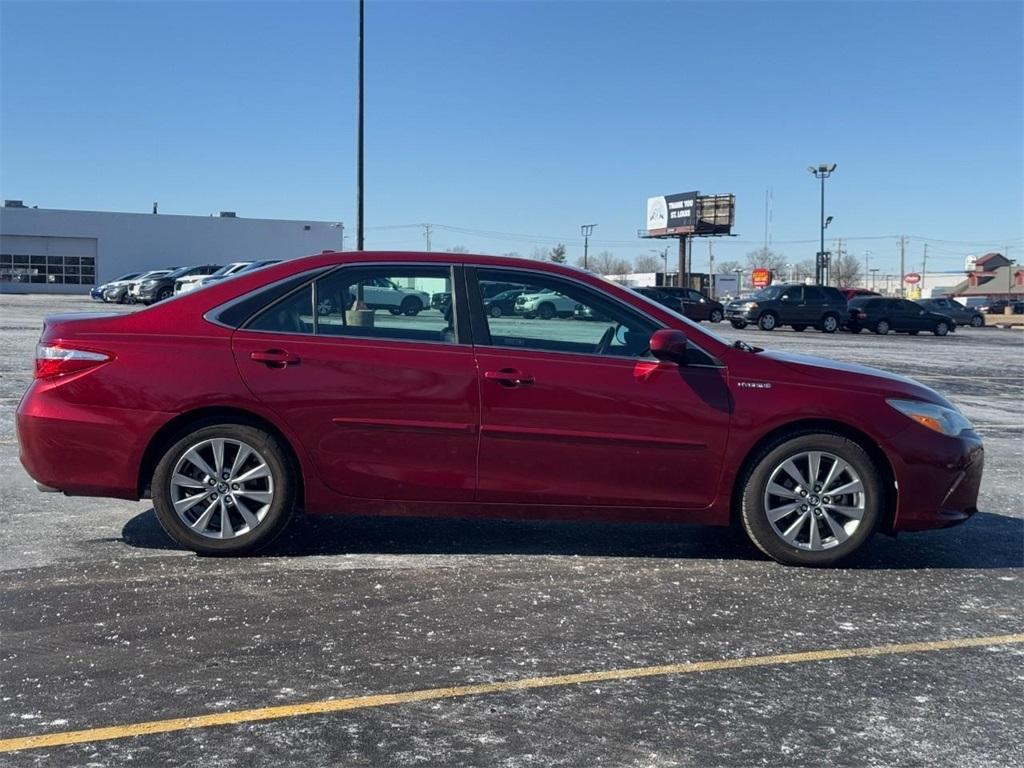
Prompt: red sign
<box><xmin>751</xmin><ymin>268</ymin><xmax>771</xmax><ymax>288</ymax></box>
<box><xmin>904</xmin><ymin>272</ymin><xmax>922</xmax><ymax>285</ymax></box>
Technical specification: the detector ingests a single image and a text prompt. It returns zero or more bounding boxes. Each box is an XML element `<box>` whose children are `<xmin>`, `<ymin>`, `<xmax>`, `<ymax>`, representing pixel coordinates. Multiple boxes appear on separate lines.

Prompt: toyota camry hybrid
<box><xmin>16</xmin><ymin>252</ymin><xmax>983</xmax><ymax>566</ymax></box>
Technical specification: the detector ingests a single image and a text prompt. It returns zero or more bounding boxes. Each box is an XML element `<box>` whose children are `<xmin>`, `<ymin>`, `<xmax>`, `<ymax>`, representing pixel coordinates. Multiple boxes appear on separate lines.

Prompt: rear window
<box><xmin>849</xmin><ymin>297</ymin><xmax>881</xmax><ymax>308</ymax></box>
<box><xmin>821</xmin><ymin>287</ymin><xmax>845</xmax><ymax>303</ymax></box>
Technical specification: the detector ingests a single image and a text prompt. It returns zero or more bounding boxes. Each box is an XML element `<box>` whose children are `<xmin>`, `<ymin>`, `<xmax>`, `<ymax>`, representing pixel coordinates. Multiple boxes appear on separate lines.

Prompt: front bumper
<box><xmin>888</xmin><ymin>428</ymin><xmax>984</xmax><ymax>531</ymax></box>
<box><xmin>725</xmin><ymin>306</ymin><xmax>759</xmax><ymax>321</ymax></box>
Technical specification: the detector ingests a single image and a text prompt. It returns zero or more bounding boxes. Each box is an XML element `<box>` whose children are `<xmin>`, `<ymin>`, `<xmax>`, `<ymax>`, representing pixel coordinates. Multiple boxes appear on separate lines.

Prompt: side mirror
<box><xmin>650</xmin><ymin>329</ymin><xmax>689</xmax><ymax>365</ymax></box>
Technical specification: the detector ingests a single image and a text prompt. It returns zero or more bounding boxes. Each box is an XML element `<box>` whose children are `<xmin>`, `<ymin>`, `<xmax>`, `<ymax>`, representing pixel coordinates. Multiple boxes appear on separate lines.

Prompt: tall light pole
<box><xmin>649</xmin><ymin>247</ymin><xmax>669</xmax><ymax>276</ymax></box>
<box><xmin>733</xmin><ymin>266</ymin><xmax>743</xmax><ymax>296</ymax></box>
<box><xmin>356</xmin><ymin>0</ymin><xmax>365</xmax><ymax>251</ymax></box>
<box><xmin>870</xmin><ymin>267</ymin><xmax>879</xmax><ymax>291</ymax></box>
<box><xmin>808</xmin><ymin>163</ymin><xmax>836</xmax><ymax>284</ymax></box>
<box><xmin>580</xmin><ymin>224</ymin><xmax>596</xmax><ymax>270</ymax></box>
<box><xmin>863</xmin><ymin>250</ymin><xmax>870</xmax><ymax>287</ymax></box>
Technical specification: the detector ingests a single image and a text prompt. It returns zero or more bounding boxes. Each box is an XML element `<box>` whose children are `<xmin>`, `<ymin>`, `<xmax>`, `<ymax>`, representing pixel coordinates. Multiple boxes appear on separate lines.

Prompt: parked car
<box><xmin>107</xmin><ymin>269</ymin><xmax>174</xmax><ymax>304</ymax></box>
<box><xmin>132</xmin><ymin>265</ymin><xmax>220</xmax><ymax>304</ymax></box>
<box><xmin>483</xmin><ymin>288</ymin><xmax>526</xmax><ymax>318</ymax></box>
<box><xmin>18</xmin><ymin>251</ymin><xmax>982</xmax><ymax>567</ymax></box>
<box><xmin>916</xmin><ymin>298</ymin><xmax>985</xmax><ymax>328</ymax></box>
<box><xmin>847</xmin><ymin>297</ymin><xmax>955</xmax><ymax>335</ymax></box>
<box><xmin>200</xmin><ymin>260</ymin><xmax>282</xmax><ymax>288</ymax></box>
<box><xmin>176</xmin><ymin>263</ymin><xmax>244</xmax><ymax>294</ymax></box>
<box><xmin>342</xmin><ymin>275</ymin><xmax>431</xmax><ymax>316</ymax></box>
<box><xmin>515</xmin><ymin>288</ymin><xmax>576</xmax><ymax>319</ymax></box>
<box><xmin>979</xmin><ymin>299</ymin><xmax>1024</xmax><ymax>315</ymax></box>
<box><xmin>91</xmin><ymin>272</ymin><xmax>142</xmax><ymax>301</ymax></box>
<box><xmin>725</xmin><ymin>284</ymin><xmax>847</xmax><ymax>332</ymax></box>
<box><xmin>838</xmin><ymin>287</ymin><xmax>881</xmax><ymax>301</ymax></box>
<box><xmin>636</xmin><ymin>287</ymin><xmax>725</xmax><ymax>323</ymax></box>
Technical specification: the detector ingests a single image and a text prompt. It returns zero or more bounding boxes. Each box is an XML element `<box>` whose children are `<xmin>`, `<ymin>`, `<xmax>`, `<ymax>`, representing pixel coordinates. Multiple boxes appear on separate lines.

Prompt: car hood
<box><xmin>758</xmin><ymin>349</ymin><xmax>953</xmax><ymax>407</ymax></box>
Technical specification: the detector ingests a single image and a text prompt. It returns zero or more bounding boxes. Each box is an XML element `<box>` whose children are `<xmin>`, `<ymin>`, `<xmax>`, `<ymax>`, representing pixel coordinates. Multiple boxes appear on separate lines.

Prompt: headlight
<box><xmin>141</xmin><ymin>280</ymin><xmax>157</xmax><ymax>287</ymax></box>
<box><xmin>742</xmin><ymin>301</ymin><xmax>758</xmax><ymax>308</ymax></box>
<box><xmin>887</xmin><ymin>399</ymin><xmax>974</xmax><ymax>436</ymax></box>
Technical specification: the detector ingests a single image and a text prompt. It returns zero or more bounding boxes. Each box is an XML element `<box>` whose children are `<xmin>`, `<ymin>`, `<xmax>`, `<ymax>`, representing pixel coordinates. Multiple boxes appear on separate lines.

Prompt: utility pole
<box><xmin>678</xmin><ymin>236</ymin><xmax>689</xmax><ymax>288</ymax></box>
<box><xmin>708</xmin><ymin>241</ymin><xmax>715</xmax><ymax>284</ymax></box>
<box><xmin>870</xmin><ymin>267</ymin><xmax>879</xmax><ymax>291</ymax></box>
<box><xmin>864</xmin><ymin>250</ymin><xmax>871</xmax><ymax>288</ymax></box>
<box><xmin>355</xmin><ymin>0</ymin><xmax>365</xmax><ymax>251</ymax></box>
<box><xmin>899</xmin><ymin>235</ymin><xmax>906</xmax><ymax>297</ymax></box>
<box><xmin>580</xmin><ymin>224</ymin><xmax>596</xmax><ymax>270</ymax></box>
<box><xmin>922</xmin><ymin>243</ymin><xmax>927</xmax><ymax>286</ymax></box>
<box><xmin>422</xmin><ymin>223</ymin><xmax>432</xmax><ymax>252</ymax></box>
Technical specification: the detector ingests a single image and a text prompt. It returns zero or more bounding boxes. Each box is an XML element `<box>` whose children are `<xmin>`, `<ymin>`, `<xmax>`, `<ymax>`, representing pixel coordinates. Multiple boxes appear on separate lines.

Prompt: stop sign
<box><xmin>904</xmin><ymin>272</ymin><xmax>922</xmax><ymax>285</ymax></box>
<box><xmin>751</xmin><ymin>268</ymin><xmax>771</xmax><ymax>288</ymax></box>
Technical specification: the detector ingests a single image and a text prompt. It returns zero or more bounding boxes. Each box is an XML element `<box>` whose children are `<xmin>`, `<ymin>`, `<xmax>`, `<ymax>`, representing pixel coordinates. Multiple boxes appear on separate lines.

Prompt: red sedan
<box><xmin>17</xmin><ymin>252</ymin><xmax>983</xmax><ymax>566</ymax></box>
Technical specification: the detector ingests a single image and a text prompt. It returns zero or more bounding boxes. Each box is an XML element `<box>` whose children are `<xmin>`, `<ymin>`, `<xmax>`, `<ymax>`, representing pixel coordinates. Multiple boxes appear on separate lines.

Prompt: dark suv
<box><xmin>137</xmin><ymin>264</ymin><xmax>221</xmax><ymax>304</ymax></box>
<box><xmin>636</xmin><ymin>287</ymin><xmax>725</xmax><ymax>323</ymax></box>
<box><xmin>916</xmin><ymin>298</ymin><xmax>985</xmax><ymax>328</ymax></box>
<box><xmin>725</xmin><ymin>284</ymin><xmax>847</xmax><ymax>332</ymax></box>
<box><xmin>848</xmin><ymin>297</ymin><xmax>955</xmax><ymax>336</ymax></box>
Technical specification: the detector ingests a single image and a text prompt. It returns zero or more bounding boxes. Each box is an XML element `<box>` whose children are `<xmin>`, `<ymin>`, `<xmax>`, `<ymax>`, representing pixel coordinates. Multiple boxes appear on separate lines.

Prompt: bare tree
<box><xmin>633</xmin><ymin>254</ymin><xmax>662</xmax><ymax>273</ymax></box>
<box><xmin>792</xmin><ymin>259</ymin><xmax>815</xmax><ymax>281</ymax></box>
<box><xmin>716</xmin><ymin>259</ymin><xmax>743</xmax><ymax>275</ymax></box>
<box><xmin>585</xmin><ymin>250</ymin><xmax>631</xmax><ymax>275</ymax></box>
<box><xmin>530</xmin><ymin>246</ymin><xmax>549</xmax><ymax>261</ymax></box>
<box><xmin>549</xmin><ymin>243</ymin><xmax>567</xmax><ymax>264</ymax></box>
<box><xmin>446</xmin><ymin>245</ymin><xmax>469</xmax><ymax>254</ymax></box>
<box><xmin>501</xmin><ymin>251</ymin><xmax>521</xmax><ymax>259</ymax></box>
<box><xmin>745</xmin><ymin>247</ymin><xmax>787</xmax><ymax>274</ymax></box>
<box><xmin>832</xmin><ymin>251</ymin><xmax>863</xmax><ymax>287</ymax></box>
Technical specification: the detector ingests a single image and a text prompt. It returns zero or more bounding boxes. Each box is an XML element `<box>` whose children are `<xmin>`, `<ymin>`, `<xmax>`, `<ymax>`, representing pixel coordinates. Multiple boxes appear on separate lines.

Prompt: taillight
<box><xmin>34</xmin><ymin>344</ymin><xmax>112</xmax><ymax>379</ymax></box>
<box><xmin>856</xmin><ymin>310</ymin><xmax>868</xmax><ymax>320</ymax></box>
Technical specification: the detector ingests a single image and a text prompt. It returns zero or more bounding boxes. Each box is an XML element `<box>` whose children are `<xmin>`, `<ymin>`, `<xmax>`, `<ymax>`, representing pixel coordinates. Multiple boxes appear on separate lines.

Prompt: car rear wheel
<box><xmin>537</xmin><ymin>302</ymin><xmax>556</xmax><ymax>320</ymax></box>
<box><xmin>874</xmin><ymin>320</ymin><xmax>890</xmax><ymax>335</ymax></box>
<box><xmin>709</xmin><ymin>309</ymin><xmax>723</xmax><ymax>323</ymax></box>
<box><xmin>152</xmin><ymin>424</ymin><xmax>296</xmax><ymax>555</ymax></box>
<box><xmin>934</xmin><ymin>321</ymin><xmax>950</xmax><ymax>336</ymax></box>
<box><xmin>758</xmin><ymin>312</ymin><xmax>778</xmax><ymax>331</ymax></box>
<box><xmin>490</xmin><ymin>305</ymin><xmax>503</xmax><ymax>318</ymax></box>
<box><xmin>969</xmin><ymin>315</ymin><xmax>984</xmax><ymax>327</ymax></box>
<box><xmin>740</xmin><ymin>432</ymin><xmax>881</xmax><ymax>566</ymax></box>
<box><xmin>157</xmin><ymin>287</ymin><xmax>173</xmax><ymax>302</ymax></box>
<box><xmin>820</xmin><ymin>314</ymin><xmax>839</xmax><ymax>333</ymax></box>
<box><xmin>400</xmin><ymin>297</ymin><xmax>423</xmax><ymax>316</ymax></box>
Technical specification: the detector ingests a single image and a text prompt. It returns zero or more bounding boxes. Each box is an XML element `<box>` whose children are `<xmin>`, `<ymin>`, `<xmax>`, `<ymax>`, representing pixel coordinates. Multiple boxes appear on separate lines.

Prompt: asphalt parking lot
<box><xmin>1</xmin><ymin>294</ymin><xmax>1022</xmax><ymax>767</ymax></box>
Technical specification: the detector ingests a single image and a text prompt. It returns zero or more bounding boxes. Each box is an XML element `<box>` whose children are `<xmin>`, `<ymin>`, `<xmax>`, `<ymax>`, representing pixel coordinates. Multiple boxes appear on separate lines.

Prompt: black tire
<box><xmin>152</xmin><ymin>423</ymin><xmax>297</xmax><ymax>556</ymax></box>
<box><xmin>819</xmin><ymin>314</ymin><xmax>840</xmax><ymax>333</ymax></box>
<box><xmin>490</xmin><ymin>305</ymin><xmax>503</xmax><ymax>318</ymax></box>
<box><xmin>709</xmin><ymin>309</ymin><xmax>724</xmax><ymax>323</ymax></box>
<box><xmin>791</xmin><ymin>324</ymin><xmax>807</xmax><ymax>332</ymax></box>
<box><xmin>874</xmin><ymin>319</ymin><xmax>890</xmax><ymax>335</ymax></box>
<box><xmin>388</xmin><ymin>308</ymin><xmax>402</xmax><ymax>316</ymax></box>
<box><xmin>934</xmin><ymin>321</ymin><xmax>949</xmax><ymax>336</ymax></box>
<box><xmin>400</xmin><ymin>297</ymin><xmax>423</xmax><ymax>317</ymax></box>
<box><xmin>969</xmin><ymin>315</ymin><xmax>984</xmax><ymax>328</ymax></box>
<box><xmin>739</xmin><ymin>432</ymin><xmax>882</xmax><ymax>567</ymax></box>
<box><xmin>730</xmin><ymin>320</ymin><xmax>747</xmax><ymax>329</ymax></box>
<box><xmin>156</xmin><ymin>287</ymin><xmax>173</xmax><ymax>302</ymax></box>
<box><xmin>757</xmin><ymin>312</ymin><xmax>778</xmax><ymax>331</ymax></box>
<box><xmin>537</xmin><ymin>302</ymin><xmax>556</xmax><ymax>320</ymax></box>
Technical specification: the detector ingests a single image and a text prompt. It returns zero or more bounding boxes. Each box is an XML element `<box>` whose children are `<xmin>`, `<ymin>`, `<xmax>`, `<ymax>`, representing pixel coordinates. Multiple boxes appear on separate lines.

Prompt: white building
<box><xmin>0</xmin><ymin>202</ymin><xmax>343</xmax><ymax>294</ymax></box>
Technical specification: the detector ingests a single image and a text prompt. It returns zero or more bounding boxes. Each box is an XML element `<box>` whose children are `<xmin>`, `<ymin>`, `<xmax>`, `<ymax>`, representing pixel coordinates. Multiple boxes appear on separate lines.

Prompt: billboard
<box><xmin>751</xmin><ymin>267</ymin><xmax>772</xmax><ymax>288</ymax></box>
<box><xmin>644</xmin><ymin>192</ymin><xmax>735</xmax><ymax>237</ymax></box>
<box><xmin>645</xmin><ymin>192</ymin><xmax>699</xmax><ymax>235</ymax></box>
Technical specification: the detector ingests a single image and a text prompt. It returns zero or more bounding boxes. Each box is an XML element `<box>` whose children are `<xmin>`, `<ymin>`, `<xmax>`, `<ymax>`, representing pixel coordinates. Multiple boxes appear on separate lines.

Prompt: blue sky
<box><xmin>2</xmin><ymin>0</ymin><xmax>1021</xmax><ymax>274</ymax></box>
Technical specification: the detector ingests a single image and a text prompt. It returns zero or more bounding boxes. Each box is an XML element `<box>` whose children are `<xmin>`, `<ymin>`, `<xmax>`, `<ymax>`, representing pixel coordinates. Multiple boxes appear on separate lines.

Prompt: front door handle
<box><xmin>484</xmin><ymin>368</ymin><xmax>535</xmax><ymax>387</ymax></box>
<box><xmin>250</xmin><ymin>349</ymin><xmax>300</xmax><ymax>368</ymax></box>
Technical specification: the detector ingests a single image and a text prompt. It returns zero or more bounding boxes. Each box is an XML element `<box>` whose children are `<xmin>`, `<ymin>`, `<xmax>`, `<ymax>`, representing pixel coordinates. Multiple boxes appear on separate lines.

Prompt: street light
<box><xmin>733</xmin><ymin>266</ymin><xmax>744</xmax><ymax>295</ymax></box>
<box><xmin>580</xmin><ymin>224</ymin><xmax>596</xmax><ymax>269</ymax></box>
<box><xmin>808</xmin><ymin>163</ymin><xmax>837</xmax><ymax>284</ymax></box>
<box><xmin>869</xmin><ymin>267</ymin><xmax>879</xmax><ymax>291</ymax></box>
<box><xmin>650</xmin><ymin>246</ymin><xmax>669</xmax><ymax>275</ymax></box>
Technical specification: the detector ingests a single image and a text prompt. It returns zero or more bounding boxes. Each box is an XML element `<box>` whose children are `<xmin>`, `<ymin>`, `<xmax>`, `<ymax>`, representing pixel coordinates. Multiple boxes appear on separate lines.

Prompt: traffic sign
<box><xmin>904</xmin><ymin>273</ymin><xmax>922</xmax><ymax>285</ymax></box>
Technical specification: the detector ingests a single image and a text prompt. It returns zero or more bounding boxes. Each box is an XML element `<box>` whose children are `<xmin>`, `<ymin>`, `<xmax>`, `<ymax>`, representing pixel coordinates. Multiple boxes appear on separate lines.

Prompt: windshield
<box><xmin>210</xmin><ymin>263</ymin><xmax>249</xmax><ymax>278</ymax></box>
<box><xmin>165</xmin><ymin>266</ymin><xmax>193</xmax><ymax>279</ymax></box>
<box><xmin>750</xmin><ymin>285</ymin><xmax>785</xmax><ymax>300</ymax></box>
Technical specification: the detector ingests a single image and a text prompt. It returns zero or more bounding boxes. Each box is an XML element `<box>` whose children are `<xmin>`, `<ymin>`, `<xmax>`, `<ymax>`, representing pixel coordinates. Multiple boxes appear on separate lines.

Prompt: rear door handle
<box><xmin>250</xmin><ymin>349</ymin><xmax>300</xmax><ymax>368</ymax></box>
<box><xmin>484</xmin><ymin>368</ymin><xmax>535</xmax><ymax>387</ymax></box>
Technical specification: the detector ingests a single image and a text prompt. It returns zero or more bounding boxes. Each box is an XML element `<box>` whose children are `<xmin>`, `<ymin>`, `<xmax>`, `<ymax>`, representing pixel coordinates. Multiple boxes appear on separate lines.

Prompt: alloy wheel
<box><xmin>762</xmin><ymin>450</ymin><xmax>866</xmax><ymax>551</ymax></box>
<box><xmin>169</xmin><ymin>438</ymin><xmax>274</xmax><ymax>539</ymax></box>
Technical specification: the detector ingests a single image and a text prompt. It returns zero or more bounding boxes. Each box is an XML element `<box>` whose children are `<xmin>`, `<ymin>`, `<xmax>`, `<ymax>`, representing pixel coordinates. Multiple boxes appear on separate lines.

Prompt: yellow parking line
<box><xmin>2</xmin><ymin>632</ymin><xmax>1021</xmax><ymax>753</ymax></box>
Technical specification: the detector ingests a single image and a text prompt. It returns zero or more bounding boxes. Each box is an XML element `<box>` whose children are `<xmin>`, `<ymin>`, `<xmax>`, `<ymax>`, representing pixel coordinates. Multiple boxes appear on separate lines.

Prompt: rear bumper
<box><xmin>17</xmin><ymin>382</ymin><xmax>168</xmax><ymax>499</ymax></box>
<box><xmin>888</xmin><ymin>428</ymin><xmax>984</xmax><ymax>531</ymax></box>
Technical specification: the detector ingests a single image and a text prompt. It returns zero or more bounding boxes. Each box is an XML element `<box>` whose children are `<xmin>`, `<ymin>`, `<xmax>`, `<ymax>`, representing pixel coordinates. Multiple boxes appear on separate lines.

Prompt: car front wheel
<box><xmin>740</xmin><ymin>432</ymin><xmax>882</xmax><ymax>566</ymax></box>
<box><xmin>400</xmin><ymin>297</ymin><xmax>423</xmax><ymax>316</ymax></box>
<box><xmin>969</xmin><ymin>315</ymin><xmax>984</xmax><ymax>327</ymax></box>
<box><xmin>758</xmin><ymin>312</ymin><xmax>778</xmax><ymax>331</ymax></box>
<box><xmin>152</xmin><ymin>423</ymin><xmax>296</xmax><ymax>555</ymax></box>
<box><xmin>934</xmin><ymin>321</ymin><xmax>950</xmax><ymax>336</ymax></box>
<box><xmin>709</xmin><ymin>309</ymin><xmax>723</xmax><ymax>323</ymax></box>
<box><xmin>874</xmin><ymin>320</ymin><xmax>890</xmax><ymax>335</ymax></box>
<box><xmin>820</xmin><ymin>314</ymin><xmax>839</xmax><ymax>333</ymax></box>
<box><xmin>490</xmin><ymin>305</ymin><xmax>503</xmax><ymax>318</ymax></box>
